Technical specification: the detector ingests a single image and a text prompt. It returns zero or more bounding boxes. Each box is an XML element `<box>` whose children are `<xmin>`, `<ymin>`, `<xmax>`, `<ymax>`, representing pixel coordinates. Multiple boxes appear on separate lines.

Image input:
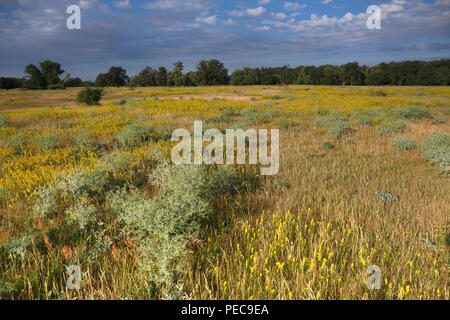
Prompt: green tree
<box><xmin>39</xmin><ymin>60</ymin><xmax>64</xmax><ymax>88</ymax></box>
<box><xmin>156</xmin><ymin>67</ymin><xmax>168</xmax><ymax>86</ymax></box>
<box><xmin>23</xmin><ymin>64</ymin><xmax>45</xmax><ymax>89</ymax></box>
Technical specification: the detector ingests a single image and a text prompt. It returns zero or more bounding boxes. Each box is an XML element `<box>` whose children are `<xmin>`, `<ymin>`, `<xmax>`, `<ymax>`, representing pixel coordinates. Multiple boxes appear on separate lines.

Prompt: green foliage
<box><xmin>243</xmin><ymin>108</ymin><xmax>275</xmax><ymax>124</ymax></box>
<box><xmin>376</xmin><ymin>119</ymin><xmax>408</xmax><ymax>136</ymax></box>
<box><xmin>392</xmin><ymin>135</ymin><xmax>417</xmax><ymax>152</ymax></box>
<box><xmin>0</xmin><ymin>114</ymin><xmax>8</xmax><ymax>128</ymax></box>
<box><xmin>393</xmin><ymin>105</ymin><xmax>431</xmax><ymax>120</ymax></box>
<box><xmin>119</xmin><ymin>99</ymin><xmax>127</xmax><ymax>105</ymax></box>
<box><xmin>33</xmin><ymin>133</ymin><xmax>63</xmax><ymax>150</ymax></box>
<box><xmin>420</xmin><ymin>132</ymin><xmax>450</xmax><ymax>173</ymax></box>
<box><xmin>373</xmin><ymin>191</ymin><xmax>399</xmax><ymax>202</ymax></box>
<box><xmin>322</xmin><ymin>141</ymin><xmax>334</xmax><ymax>149</ymax></box>
<box><xmin>115</xmin><ymin>124</ymin><xmax>153</xmax><ymax>147</ymax></box>
<box><xmin>326</xmin><ymin>121</ymin><xmax>352</xmax><ymax>139</ymax></box>
<box><xmin>76</xmin><ymin>87</ymin><xmax>104</xmax><ymax>105</ymax></box>
<box><xmin>0</xmin><ymin>234</ymin><xmax>35</xmax><ymax>261</ymax></box>
<box><xmin>315</xmin><ymin>113</ymin><xmax>351</xmax><ymax>140</ymax></box>
<box><xmin>106</xmin><ymin>164</ymin><xmax>241</xmax><ymax>298</ymax></box>
<box><xmin>72</xmin><ymin>128</ymin><xmax>90</xmax><ymax>146</ymax></box>
<box><xmin>66</xmin><ymin>199</ymin><xmax>98</xmax><ymax>231</ymax></box>
<box><xmin>351</xmin><ymin>108</ymin><xmax>389</xmax><ymax>126</ymax></box>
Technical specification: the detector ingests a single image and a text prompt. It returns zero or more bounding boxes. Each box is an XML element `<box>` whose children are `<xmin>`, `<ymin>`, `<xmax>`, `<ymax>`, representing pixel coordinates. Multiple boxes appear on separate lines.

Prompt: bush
<box><xmin>314</xmin><ymin>112</ymin><xmax>349</xmax><ymax>128</ymax></box>
<box><xmin>392</xmin><ymin>135</ymin><xmax>417</xmax><ymax>152</ymax></box>
<box><xmin>326</xmin><ymin>121</ymin><xmax>352</xmax><ymax>140</ymax></box>
<box><xmin>420</xmin><ymin>132</ymin><xmax>450</xmax><ymax>173</ymax></box>
<box><xmin>322</xmin><ymin>141</ymin><xmax>334</xmax><ymax>149</ymax></box>
<box><xmin>393</xmin><ymin>105</ymin><xmax>431</xmax><ymax>120</ymax></box>
<box><xmin>115</xmin><ymin>124</ymin><xmax>153</xmax><ymax>147</ymax></box>
<box><xmin>76</xmin><ymin>87</ymin><xmax>104</xmax><ymax>105</ymax></box>
<box><xmin>0</xmin><ymin>234</ymin><xmax>35</xmax><ymax>261</ymax></box>
<box><xmin>0</xmin><ymin>113</ymin><xmax>8</xmax><ymax>128</ymax></box>
<box><xmin>373</xmin><ymin>191</ymin><xmax>399</xmax><ymax>202</ymax></box>
<box><xmin>33</xmin><ymin>133</ymin><xmax>63</xmax><ymax>150</ymax></box>
<box><xmin>376</xmin><ymin>119</ymin><xmax>408</xmax><ymax>136</ymax></box>
<box><xmin>351</xmin><ymin>108</ymin><xmax>388</xmax><ymax>126</ymax></box>
<box><xmin>66</xmin><ymin>199</ymin><xmax>98</xmax><ymax>231</ymax></box>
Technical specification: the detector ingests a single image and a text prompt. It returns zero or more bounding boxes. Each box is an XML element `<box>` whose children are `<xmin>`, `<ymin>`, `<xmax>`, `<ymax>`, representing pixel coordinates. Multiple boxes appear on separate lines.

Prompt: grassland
<box><xmin>0</xmin><ymin>86</ymin><xmax>448</xmax><ymax>300</ymax></box>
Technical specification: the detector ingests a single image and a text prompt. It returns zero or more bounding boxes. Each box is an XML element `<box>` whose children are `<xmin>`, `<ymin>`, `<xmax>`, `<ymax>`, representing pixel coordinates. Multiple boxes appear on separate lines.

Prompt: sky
<box><xmin>0</xmin><ymin>0</ymin><xmax>449</xmax><ymax>80</ymax></box>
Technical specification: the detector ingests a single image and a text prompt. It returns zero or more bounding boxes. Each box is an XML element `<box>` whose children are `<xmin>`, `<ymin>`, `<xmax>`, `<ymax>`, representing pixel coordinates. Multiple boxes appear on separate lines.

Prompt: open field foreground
<box><xmin>0</xmin><ymin>86</ymin><xmax>448</xmax><ymax>300</ymax></box>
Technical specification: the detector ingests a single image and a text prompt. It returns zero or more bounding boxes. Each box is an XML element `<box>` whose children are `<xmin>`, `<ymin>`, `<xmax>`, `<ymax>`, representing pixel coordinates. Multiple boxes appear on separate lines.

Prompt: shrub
<box><xmin>420</xmin><ymin>132</ymin><xmax>450</xmax><ymax>173</ymax></box>
<box><xmin>115</xmin><ymin>124</ymin><xmax>153</xmax><ymax>147</ymax></box>
<box><xmin>119</xmin><ymin>99</ymin><xmax>127</xmax><ymax>105</ymax></box>
<box><xmin>76</xmin><ymin>87</ymin><xmax>104</xmax><ymax>105</ymax></box>
<box><xmin>376</xmin><ymin>119</ymin><xmax>408</xmax><ymax>136</ymax></box>
<box><xmin>0</xmin><ymin>234</ymin><xmax>35</xmax><ymax>261</ymax></box>
<box><xmin>322</xmin><ymin>141</ymin><xmax>334</xmax><ymax>149</ymax></box>
<box><xmin>72</xmin><ymin>128</ymin><xmax>90</xmax><ymax>146</ymax></box>
<box><xmin>393</xmin><ymin>105</ymin><xmax>431</xmax><ymax>120</ymax></box>
<box><xmin>33</xmin><ymin>133</ymin><xmax>63</xmax><ymax>150</ymax></box>
<box><xmin>351</xmin><ymin>108</ymin><xmax>388</xmax><ymax>126</ymax></box>
<box><xmin>326</xmin><ymin>121</ymin><xmax>352</xmax><ymax>140</ymax></box>
<box><xmin>373</xmin><ymin>191</ymin><xmax>399</xmax><ymax>202</ymax></box>
<box><xmin>314</xmin><ymin>112</ymin><xmax>349</xmax><ymax>128</ymax></box>
<box><xmin>392</xmin><ymin>135</ymin><xmax>417</xmax><ymax>152</ymax></box>
<box><xmin>0</xmin><ymin>113</ymin><xmax>7</xmax><ymax>128</ymax></box>
<box><xmin>66</xmin><ymin>199</ymin><xmax>98</xmax><ymax>231</ymax></box>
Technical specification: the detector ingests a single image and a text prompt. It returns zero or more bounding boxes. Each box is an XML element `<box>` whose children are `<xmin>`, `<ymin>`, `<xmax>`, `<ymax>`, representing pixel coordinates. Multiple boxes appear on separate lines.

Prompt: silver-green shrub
<box><xmin>421</xmin><ymin>132</ymin><xmax>450</xmax><ymax>174</ymax></box>
<box><xmin>376</xmin><ymin>119</ymin><xmax>408</xmax><ymax>136</ymax></box>
<box><xmin>392</xmin><ymin>135</ymin><xmax>417</xmax><ymax>152</ymax></box>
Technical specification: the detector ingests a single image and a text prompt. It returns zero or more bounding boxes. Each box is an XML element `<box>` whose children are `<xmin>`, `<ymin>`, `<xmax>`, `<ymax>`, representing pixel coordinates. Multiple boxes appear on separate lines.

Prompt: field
<box><xmin>0</xmin><ymin>85</ymin><xmax>449</xmax><ymax>300</ymax></box>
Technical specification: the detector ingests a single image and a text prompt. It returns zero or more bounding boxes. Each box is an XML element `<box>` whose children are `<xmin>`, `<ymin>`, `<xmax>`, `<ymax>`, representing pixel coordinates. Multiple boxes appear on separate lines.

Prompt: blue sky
<box><xmin>0</xmin><ymin>0</ymin><xmax>449</xmax><ymax>80</ymax></box>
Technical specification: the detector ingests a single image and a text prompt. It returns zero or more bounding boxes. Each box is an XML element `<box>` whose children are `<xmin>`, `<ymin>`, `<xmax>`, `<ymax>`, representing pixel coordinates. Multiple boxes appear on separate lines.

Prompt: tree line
<box><xmin>1</xmin><ymin>59</ymin><xmax>449</xmax><ymax>90</ymax></box>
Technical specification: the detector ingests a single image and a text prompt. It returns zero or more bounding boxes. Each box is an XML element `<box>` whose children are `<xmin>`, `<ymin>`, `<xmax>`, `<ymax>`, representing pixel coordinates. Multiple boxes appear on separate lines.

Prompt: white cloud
<box><xmin>284</xmin><ymin>2</ymin><xmax>306</xmax><ymax>11</ymax></box>
<box><xmin>196</xmin><ymin>15</ymin><xmax>217</xmax><ymax>25</ymax></box>
<box><xmin>222</xmin><ymin>18</ymin><xmax>237</xmax><ymax>25</ymax></box>
<box><xmin>114</xmin><ymin>0</ymin><xmax>131</xmax><ymax>9</ymax></box>
<box><xmin>270</xmin><ymin>12</ymin><xmax>287</xmax><ymax>20</ymax></box>
<box><xmin>246</xmin><ymin>6</ymin><xmax>267</xmax><ymax>16</ymax></box>
<box><xmin>321</xmin><ymin>0</ymin><xmax>333</xmax><ymax>4</ymax></box>
<box><xmin>79</xmin><ymin>0</ymin><xmax>91</xmax><ymax>9</ymax></box>
<box><xmin>144</xmin><ymin>0</ymin><xmax>212</xmax><ymax>10</ymax></box>
<box><xmin>255</xmin><ymin>25</ymin><xmax>271</xmax><ymax>31</ymax></box>
<box><xmin>338</xmin><ymin>12</ymin><xmax>354</xmax><ymax>23</ymax></box>
<box><xmin>44</xmin><ymin>8</ymin><xmax>58</xmax><ymax>15</ymax></box>
<box><xmin>434</xmin><ymin>0</ymin><xmax>450</xmax><ymax>6</ymax></box>
<box><xmin>259</xmin><ymin>0</ymin><xmax>271</xmax><ymax>4</ymax></box>
<box><xmin>229</xmin><ymin>10</ymin><xmax>245</xmax><ymax>17</ymax></box>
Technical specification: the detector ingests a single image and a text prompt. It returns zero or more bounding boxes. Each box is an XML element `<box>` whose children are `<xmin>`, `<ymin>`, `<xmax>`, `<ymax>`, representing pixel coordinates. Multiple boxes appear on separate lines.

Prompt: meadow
<box><xmin>0</xmin><ymin>85</ymin><xmax>448</xmax><ymax>300</ymax></box>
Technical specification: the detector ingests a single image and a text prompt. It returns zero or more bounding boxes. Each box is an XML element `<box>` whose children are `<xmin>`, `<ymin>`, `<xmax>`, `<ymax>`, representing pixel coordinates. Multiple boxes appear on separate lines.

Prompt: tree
<box><xmin>39</xmin><ymin>60</ymin><xmax>64</xmax><ymax>88</ymax></box>
<box><xmin>156</xmin><ymin>67</ymin><xmax>168</xmax><ymax>86</ymax></box>
<box><xmin>171</xmin><ymin>61</ymin><xmax>184</xmax><ymax>86</ymax></box>
<box><xmin>341</xmin><ymin>62</ymin><xmax>365</xmax><ymax>85</ymax></box>
<box><xmin>95</xmin><ymin>73</ymin><xmax>109</xmax><ymax>87</ymax></box>
<box><xmin>65</xmin><ymin>77</ymin><xmax>84</xmax><ymax>87</ymax></box>
<box><xmin>195</xmin><ymin>59</ymin><xmax>229</xmax><ymax>85</ymax></box>
<box><xmin>0</xmin><ymin>77</ymin><xmax>23</xmax><ymax>89</ymax></box>
<box><xmin>106</xmin><ymin>66</ymin><xmax>128</xmax><ymax>87</ymax></box>
<box><xmin>23</xmin><ymin>64</ymin><xmax>45</xmax><ymax>89</ymax></box>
